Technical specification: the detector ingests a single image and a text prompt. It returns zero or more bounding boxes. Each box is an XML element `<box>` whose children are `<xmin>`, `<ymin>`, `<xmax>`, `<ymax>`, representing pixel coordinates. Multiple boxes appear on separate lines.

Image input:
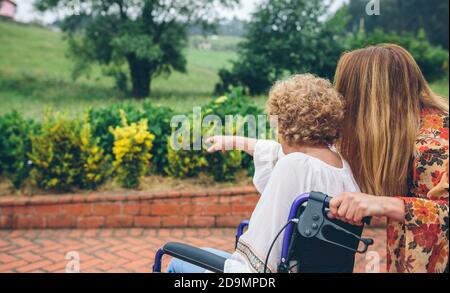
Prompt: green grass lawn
<box><xmin>431</xmin><ymin>78</ymin><xmax>449</xmax><ymax>97</ymax></box>
<box><xmin>0</xmin><ymin>20</ymin><xmax>448</xmax><ymax>119</ymax></box>
<box><xmin>0</xmin><ymin>20</ymin><xmax>238</xmax><ymax>118</ymax></box>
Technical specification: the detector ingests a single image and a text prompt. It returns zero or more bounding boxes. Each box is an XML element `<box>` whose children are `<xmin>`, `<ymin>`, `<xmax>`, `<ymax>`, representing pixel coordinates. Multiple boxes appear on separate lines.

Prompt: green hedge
<box><xmin>0</xmin><ymin>111</ymin><xmax>37</xmax><ymax>188</ymax></box>
<box><xmin>0</xmin><ymin>89</ymin><xmax>264</xmax><ymax>192</ymax></box>
<box><xmin>348</xmin><ymin>29</ymin><xmax>449</xmax><ymax>82</ymax></box>
<box><xmin>29</xmin><ymin>113</ymin><xmax>85</xmax><ymax>191</ymax></box>
<box><xmin>88</xmin><ymin>102</ymin><xmax>174</xmax><ymax>176</ymax></box>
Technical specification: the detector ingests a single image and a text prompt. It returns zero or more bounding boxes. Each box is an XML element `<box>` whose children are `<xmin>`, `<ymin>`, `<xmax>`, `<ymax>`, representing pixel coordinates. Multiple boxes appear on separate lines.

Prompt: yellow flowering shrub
<box><xmin>206</xmin><ymin>150</ymin><xmax>242</xmax><ymax>182</ymax></box>
<box><xmin>166</xmin><ymin>120</ymin><xmax>208</xmax><ymax>178</ymax></box>
<box><xmin>111</xmin><ymin>110</ymin><xmax>155</xmax><ymax>188</ymax></box>
<box><xmin>29</xmin><ymin>113</ymin><xmax>83</xmax><ymax>191</ymax></box>
<box><xmin>166</xmin><ymin>120</ymin><xmax>242</xmax><ymax>181</ymax></box>
<box><xmin>166</xmin><ymin>139</ymin><xmax>208</xmax><ymax>178</ymax></box>
<box><xmin>80</xmin><ymin>114</ymin><xmax>111</xmax><ymax>190</ymax></box>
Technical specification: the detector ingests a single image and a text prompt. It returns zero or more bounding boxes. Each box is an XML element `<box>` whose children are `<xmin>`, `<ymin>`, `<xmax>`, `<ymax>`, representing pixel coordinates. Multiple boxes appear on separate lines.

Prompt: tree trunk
<box><xmin>128</xmin><ymin>55</ymin><xmax>152</xmax><ymax>99</ymax></box>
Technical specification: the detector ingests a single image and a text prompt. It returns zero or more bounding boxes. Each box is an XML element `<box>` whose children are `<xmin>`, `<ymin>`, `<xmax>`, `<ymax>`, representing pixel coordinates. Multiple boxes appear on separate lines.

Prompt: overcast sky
<box><xmin>15</xmin><ymin>0</ymin><xmax>348</xmax><ymax>24</ymax></box>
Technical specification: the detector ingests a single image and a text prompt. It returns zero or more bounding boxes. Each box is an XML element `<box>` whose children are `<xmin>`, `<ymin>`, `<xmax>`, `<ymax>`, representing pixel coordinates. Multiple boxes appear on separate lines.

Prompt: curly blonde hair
<box><xmin>268</xmin><ymin>74</ymin><xmax>344</xmax><ymax>146</ymax></box>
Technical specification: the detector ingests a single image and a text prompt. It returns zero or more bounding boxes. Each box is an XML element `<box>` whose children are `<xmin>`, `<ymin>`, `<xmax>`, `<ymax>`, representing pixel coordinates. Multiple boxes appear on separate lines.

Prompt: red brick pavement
<box><xmin>0</xmin><ymin>228</ymin><xmax>386</xmax><ymax>273</ymax></box>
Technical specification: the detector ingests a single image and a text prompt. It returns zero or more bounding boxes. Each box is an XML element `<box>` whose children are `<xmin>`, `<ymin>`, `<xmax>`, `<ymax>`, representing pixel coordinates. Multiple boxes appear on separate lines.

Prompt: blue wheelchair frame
<box><xmin>152</xmin><ymin>192</ymin><xmax>373</xmax><ymax>273</ymax></box>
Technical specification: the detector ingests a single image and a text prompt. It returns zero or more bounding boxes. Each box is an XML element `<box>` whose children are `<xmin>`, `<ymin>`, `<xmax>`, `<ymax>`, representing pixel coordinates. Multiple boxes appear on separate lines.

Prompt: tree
<box><xmin>346</xmin><ymin>0</ymin><xmax>449</xmax><ymax>49</ymax></box>
<box><xmin>188</xmin><ymin>17</ymin><xmax>247</xmax><ymax>36</ymax></box>
<box><xmin>215</xmin><ymin>0</ymin><xmax>348</xmax><ymax>95</ymax></box>
<box><xmin>35</xmin><ymin>0</ymin><xmax>239</xmax><ymax>98</ymax></box>
<box><xmin>347</xmin><ymin>28</ymin><xmax>449</xmax><ymax>83</ymax></box>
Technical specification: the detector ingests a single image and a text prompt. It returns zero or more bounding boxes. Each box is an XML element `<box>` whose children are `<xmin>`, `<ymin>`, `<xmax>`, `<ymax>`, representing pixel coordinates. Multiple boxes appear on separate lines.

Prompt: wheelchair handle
<box><xmin>324</xmin><ymin>197</ymin><xmax>372</xmax><ymax>226</ymax></box>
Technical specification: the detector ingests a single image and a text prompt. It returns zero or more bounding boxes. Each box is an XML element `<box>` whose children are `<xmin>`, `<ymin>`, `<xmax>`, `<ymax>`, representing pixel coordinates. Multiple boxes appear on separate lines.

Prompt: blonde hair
<box><xmin>269</xmin><ymin>74</ymin><xmax>345</xmax><ymax>146</ymax></box>
<box><xmin>335</xmin><ymin>44</ymin><xmax>449</xmax><ymax>197</ymax></box>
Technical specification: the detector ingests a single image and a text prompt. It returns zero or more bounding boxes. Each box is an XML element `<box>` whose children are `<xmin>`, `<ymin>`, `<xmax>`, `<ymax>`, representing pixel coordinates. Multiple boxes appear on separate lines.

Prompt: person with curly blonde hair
<box><xmin>167</xmin><ymin>74</ymin><xmax>362</xmax><ymax>273</ymax></box>
<box><xmin>268</xmin><ymin>74</ymin><xmax>344</xmax><ymax>147</ymax></box>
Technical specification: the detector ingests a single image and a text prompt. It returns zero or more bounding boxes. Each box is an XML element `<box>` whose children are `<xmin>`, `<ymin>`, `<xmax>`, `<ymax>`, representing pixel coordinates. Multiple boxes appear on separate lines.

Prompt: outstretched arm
<box><xmin>206</xmin><ymin>136</ymin><xmax>259</xmax><ymax>156</ymax></box>
<box><xmin>206</xmin><ymin>136</ymin><xmax>284</xmax><ymax>194</ymax></box>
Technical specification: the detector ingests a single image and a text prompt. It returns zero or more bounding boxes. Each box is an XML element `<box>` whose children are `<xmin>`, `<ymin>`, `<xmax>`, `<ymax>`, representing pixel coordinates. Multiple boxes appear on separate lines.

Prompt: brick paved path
<box><xmin>0</xmin><ymin>228</ymin><xmax>386</xmax><ymax>273</ymax></box>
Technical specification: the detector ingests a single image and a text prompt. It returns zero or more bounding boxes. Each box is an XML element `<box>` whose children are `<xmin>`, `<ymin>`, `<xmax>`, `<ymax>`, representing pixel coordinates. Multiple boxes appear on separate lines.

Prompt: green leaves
<box><xmin>29</xmin><ymin>113</ymin><xmax>83</xmax><ymax>192</ymax></box>
<box><xmin>0</xmin><ymin>111</ymin><xmax>37</xmax><ymax>189</ymax></box>
<box><xmin>216</xmin><ymin>0</ymin><xmax>343</xmax><ymax>95</ymax></box>
<box><xmin>88</xmin><ymin>102</ymin><xmax>174</xmax><ymax>176</ymax></box>
<box><xmin>0</xmin><ymin>89</ymin><xmax>262</xmax><ymax>190</ymax></box>
<box><xmin>112</xmin><ymin>34</ymin><xmax>163</xmax><ymax>62</ymax></box>
<box><xmin>346</xmin><ymin>0</ymin><xmax>449</xmax><ymax>50</ymax></box>
<box><xmin>349</xmin><ymin>29</ymin><xmax>449</xmax><ymax>82</ymax></box>
<box><xmin>167</xmin><ymin>88</ymin><xmax>261</xmax><ymax>181</ymax></box>
<box><xmin>35</xmin><ymin>0</ymin><xmax>240</xmax><ymax>98</ymax></box>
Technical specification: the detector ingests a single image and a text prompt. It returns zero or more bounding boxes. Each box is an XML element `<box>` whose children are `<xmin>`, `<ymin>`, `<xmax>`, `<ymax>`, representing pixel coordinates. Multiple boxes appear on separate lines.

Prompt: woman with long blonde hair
<box><xmin>329</xmin><ymin>44</ymin><xmax>449</xmax><ymax>273</ymax></box>
<box><xmin>195</xmin><ymin>44</ymin><xmax>447</xmax><ymax>273</ymax></box>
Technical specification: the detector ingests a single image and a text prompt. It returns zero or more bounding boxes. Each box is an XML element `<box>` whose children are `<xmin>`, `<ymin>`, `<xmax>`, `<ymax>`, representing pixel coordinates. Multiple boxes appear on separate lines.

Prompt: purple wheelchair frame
<box><xmin>153</xmin><ymin>193</ymin><xmax>311</xmax><ymax>273</ymax></box>
<box><xmin>152</xmin><ymin>192</ymin><xmax>373</xmax><ymax>273</ymax></box>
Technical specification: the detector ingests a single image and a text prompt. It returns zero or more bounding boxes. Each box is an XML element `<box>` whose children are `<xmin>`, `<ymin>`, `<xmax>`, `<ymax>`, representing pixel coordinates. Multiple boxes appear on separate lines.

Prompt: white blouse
<box><xmin>223</xmin><ymin>140</ymin><xmax>361</xmax><ymax>273</ymax></box>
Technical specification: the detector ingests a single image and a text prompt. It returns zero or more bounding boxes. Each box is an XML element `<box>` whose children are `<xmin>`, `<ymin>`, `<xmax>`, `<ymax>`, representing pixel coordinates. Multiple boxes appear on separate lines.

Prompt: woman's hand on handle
<box><xmin>328</xmin><ymin>192</ymin><xmax>406</xmax><ymax>225</ymax></box>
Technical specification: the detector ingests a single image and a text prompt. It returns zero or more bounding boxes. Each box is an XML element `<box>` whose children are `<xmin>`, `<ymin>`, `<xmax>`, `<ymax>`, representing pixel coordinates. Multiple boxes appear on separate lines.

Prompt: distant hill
<box><xmin>188</xmin><ymin>18</ymin><xmax>247</xmax><ymax>37</ymax></box>
<box><xmin>0</xmin><ymin>20</ymin><xmax>239</xmax><ymax>117</ymax></box>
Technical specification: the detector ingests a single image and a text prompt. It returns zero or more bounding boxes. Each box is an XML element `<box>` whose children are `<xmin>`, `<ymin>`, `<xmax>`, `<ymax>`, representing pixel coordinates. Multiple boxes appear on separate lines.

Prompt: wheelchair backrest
<box><xmin>286</xmin><ymin>204</ymin><xmax>365</xmax><ymax>273</ymax></box>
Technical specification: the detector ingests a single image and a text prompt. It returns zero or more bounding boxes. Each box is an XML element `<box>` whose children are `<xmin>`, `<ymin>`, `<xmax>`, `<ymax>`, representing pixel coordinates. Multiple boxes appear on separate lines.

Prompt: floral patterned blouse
<box><xmin>387</xmin><ymin>108</ymin><xmax>449</xmax><ymax>273</ymax></box>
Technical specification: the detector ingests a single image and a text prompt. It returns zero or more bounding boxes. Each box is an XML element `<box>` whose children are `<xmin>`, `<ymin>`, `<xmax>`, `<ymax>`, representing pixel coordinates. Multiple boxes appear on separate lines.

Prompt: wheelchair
<box><xmin>153</xmin><ymin>191</ymin><xmax>374</xmax><ymax>273</ymax></box>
